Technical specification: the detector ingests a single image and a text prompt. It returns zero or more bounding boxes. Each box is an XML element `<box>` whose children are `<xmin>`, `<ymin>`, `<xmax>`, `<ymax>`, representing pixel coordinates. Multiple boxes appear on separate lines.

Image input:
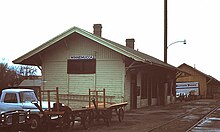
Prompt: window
<box><xmin>67</xmin><ymin>59</ymin><xmax>96</xmax><ymax>74</ymax></box>
<box><xmin>4</xmin><ymin>93</ymin><xmax>17</xmax><ymax>103</ymax></box>
<box><xmin>19</xmin><ymin>91</ymin><xmax>38</xmax><ymax>103</ymax></box>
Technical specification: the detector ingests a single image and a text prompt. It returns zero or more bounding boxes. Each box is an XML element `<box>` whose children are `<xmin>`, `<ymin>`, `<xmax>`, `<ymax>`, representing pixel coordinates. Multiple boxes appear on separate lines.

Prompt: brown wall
<box><xmin>177</xmin><ymin>64</ymin><xmax>208</xmax><ymax>98</ymax></box>
<box><xmin>177</xmin><ymin>75</ymin><xmax>207</xmax><ymax>97</ymax></box>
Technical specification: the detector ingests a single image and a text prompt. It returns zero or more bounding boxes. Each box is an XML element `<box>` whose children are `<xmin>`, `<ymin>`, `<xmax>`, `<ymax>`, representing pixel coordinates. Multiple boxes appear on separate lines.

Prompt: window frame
<box><xmin>67</xmin><ymin>58</ymin><xmax>96</xmax><ymax>74</ymax></box>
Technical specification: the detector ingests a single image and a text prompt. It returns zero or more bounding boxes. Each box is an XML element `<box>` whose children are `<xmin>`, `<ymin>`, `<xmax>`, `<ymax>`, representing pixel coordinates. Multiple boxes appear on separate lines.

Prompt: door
<box><xmin>130</xmin><ymin>73</ymin><xmax>137</xmax><ymax>109</ymax></box>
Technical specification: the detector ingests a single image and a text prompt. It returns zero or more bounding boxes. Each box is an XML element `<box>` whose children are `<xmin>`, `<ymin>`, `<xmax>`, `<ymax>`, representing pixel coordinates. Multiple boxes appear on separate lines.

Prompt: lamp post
<box><xmin>164</xmin><ymin>0</ymin><xmax>168</xmax><ymax>63</ymax></box>
<box><xmin>164</xmin><ymin>0</ymin><xmax>186</xmax><ymax>63</ymax></box>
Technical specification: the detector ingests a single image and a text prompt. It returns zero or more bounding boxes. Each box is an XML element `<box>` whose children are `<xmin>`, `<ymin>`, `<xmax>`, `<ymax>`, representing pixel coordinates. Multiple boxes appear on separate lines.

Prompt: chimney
<box><xmin>93</xmin><ymin>24</ymin><xmax>102</xmax><ymax>37</ymax></box>
<box><xmin>126</xmin><ymin>39</ymin><xmax>135</xmax><ymax>49</ymax></box>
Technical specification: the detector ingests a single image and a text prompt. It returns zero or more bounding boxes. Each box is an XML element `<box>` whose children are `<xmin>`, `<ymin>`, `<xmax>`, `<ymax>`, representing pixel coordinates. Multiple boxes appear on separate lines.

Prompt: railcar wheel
<box><xmin>118</xmin><ymin>108</ymin><xmax>124</xmax><ymax>122</ymax></box>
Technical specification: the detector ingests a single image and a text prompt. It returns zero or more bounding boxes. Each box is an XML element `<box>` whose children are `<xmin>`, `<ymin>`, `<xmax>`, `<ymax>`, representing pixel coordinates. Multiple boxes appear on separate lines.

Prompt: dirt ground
<box><xmin>71</xmin><ymin>99</ymin><xmax>219</xmax><ymax>132</ymax></box>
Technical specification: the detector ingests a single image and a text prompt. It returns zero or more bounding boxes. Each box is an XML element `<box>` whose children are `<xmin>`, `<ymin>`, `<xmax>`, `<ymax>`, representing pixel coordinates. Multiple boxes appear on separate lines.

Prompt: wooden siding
<box><xmin>43</xmin><ymin>61</ymin><xmax>67</xmax><ymax>94</ymax></box>
<box><xmin>179</xmin><ymin>65</ymin><xmax>201</xmax><ymax>76</ymax></box>
<box><xmin>68</xmin><ymin>74</ymin><xmax>95</xmax><ymax>94</ymax></box>
<box><xmin>67</xmin><ymin>33</ymin><xmax>122</xmax><ymax>60</ymax></box>
<box><xmin>41</xmin><ymin>33</ymin><xmax>125</xmax><ymax>106</ymax></box>
<box><xmin>42</xmin><ymin>41</ymin><xmax>68</xmax><ymax>61</ymax></box>
<box><xmin>177</xmin><ymin>64</ymin><xmax>207</xmax><ymax>97</ymax></box>
<box><xmin>96</xmin><ymin>60</ymin><xmax>125</xmax><ymax>103</ymax></box>
<box><xmin>125</xmin><ymin>72</ymin><xmax>131</xmax><ymax>109</ymax></box>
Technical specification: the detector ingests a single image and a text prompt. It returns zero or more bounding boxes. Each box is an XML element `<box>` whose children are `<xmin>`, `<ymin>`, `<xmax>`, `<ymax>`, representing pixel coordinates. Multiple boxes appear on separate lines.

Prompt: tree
<box><xmin>0</xmin><ymin>62</ymin><xmax>38</xmax><ymax>88</ymax></box>
<box><xmin>17</xmin><ymin>65</ymin><xmax>38</xmax><ymax>77</ymax></box>
<box><xmin>0</xmin><ymin>63</ymin><xmax>9</xmax><ymax>88</ymax></box>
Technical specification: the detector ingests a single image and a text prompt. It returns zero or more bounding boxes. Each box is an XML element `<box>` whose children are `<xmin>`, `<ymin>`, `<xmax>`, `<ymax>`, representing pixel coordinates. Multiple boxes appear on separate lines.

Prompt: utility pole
<box><xmin>164</xmin><ymin>0</ymin><xmax>168</xmax><ymax>63</ymax></box>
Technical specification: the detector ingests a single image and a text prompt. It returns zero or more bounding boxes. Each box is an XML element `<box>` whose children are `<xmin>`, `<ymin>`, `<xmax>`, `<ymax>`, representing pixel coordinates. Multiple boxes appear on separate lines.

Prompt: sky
<box><xmin>0</xmin><ymin>0</ymin><xmax>220</xmax><ymax>80</ymax></box>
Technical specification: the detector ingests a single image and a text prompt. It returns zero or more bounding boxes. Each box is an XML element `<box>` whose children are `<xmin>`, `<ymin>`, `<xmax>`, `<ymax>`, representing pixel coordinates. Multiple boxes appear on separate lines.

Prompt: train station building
<box><xmin>13</xmin><ymin>24</ymin><xmax>179</xmax><ymax>109</ymax></box>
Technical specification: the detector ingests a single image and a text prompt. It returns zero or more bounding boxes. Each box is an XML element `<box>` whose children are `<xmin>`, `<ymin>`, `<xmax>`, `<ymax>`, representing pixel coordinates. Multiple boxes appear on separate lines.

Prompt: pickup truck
<box><xmin>0</xmin><ymin>103</ymin><xmax>30</xmax><ymax>132</ymax></box>
<box><xmin>0</xmin><ymin>88</ymin><xmax>55</xmax><ymax>131</ymax></box>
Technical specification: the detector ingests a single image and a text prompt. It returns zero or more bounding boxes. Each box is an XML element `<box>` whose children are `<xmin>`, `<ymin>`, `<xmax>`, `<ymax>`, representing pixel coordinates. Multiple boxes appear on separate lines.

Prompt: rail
<box><xmin>146</xmin><ymin>102</ymin><xmax>220</xmax><ymax>132</ymax></box>
<box><xmin>186</xmin><ymin>105</ymin><xmax>220</xmax><ymax>132</ymax></box>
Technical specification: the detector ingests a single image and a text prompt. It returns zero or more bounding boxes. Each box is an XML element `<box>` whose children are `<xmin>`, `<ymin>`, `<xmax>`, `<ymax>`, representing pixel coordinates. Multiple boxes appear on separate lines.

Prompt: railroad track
<box><xmin>186</xmin><ymin>104</ymin><xmax>220</xmax><ymax>132</ymax></box>
<box><xmin>146</xmin><ymin>100</ymin><xmax>220</xmax><ymax>132</ymax></box>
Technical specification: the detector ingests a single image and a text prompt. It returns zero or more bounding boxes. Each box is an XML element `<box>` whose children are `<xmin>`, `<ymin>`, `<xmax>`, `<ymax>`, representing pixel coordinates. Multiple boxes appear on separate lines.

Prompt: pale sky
<box><xmin>0</xmin><ymin>0</ymin><xmax>220</xmax><ymax>80</ymax></box>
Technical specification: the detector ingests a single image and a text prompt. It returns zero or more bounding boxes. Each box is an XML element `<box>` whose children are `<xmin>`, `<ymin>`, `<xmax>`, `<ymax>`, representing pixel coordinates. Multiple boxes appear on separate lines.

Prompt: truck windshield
<box><xmin>19</xmin><ymin>91</ymin><xmax>38</xmax><ymax>103</ymax></box>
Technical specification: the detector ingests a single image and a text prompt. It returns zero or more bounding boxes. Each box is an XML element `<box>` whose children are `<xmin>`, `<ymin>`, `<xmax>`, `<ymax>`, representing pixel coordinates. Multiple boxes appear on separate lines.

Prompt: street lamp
<box><xmin>164</xmin><ymin>39</ymin><xmax>186</xmax><ymax>63</ymax></box>
<box><xmin>164</xmin><ymin>0</ymin><xmax>186</xmax><ymax>63</ymax></box>
<box><xmin>167</xmin><ymin>39</ymin><xmax>186</xmax><ymax>49</ymax></box>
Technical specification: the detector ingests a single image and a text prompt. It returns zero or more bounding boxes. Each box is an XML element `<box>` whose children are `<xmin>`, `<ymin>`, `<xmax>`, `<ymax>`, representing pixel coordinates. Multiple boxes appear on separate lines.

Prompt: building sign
<box><xmin>176</xmin><ymin>82</ymin><xmax>199</xmax><ymax>95</ymax></box>
<box><xmin>176</xmin><ymin>82</ymin><xmax>199</xmax><ymax>89</ymax></box>
<box><xmin>70</xmin><ymin>55</ymin><xmax>95</xmax><ymax>60</ymax></box>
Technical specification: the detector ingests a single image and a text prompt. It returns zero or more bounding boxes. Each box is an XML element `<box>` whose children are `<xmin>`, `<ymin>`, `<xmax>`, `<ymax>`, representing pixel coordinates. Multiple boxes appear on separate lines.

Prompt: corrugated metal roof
<box><xmin>19</xmin><ymin>79</ymin><xmax>41</xmax><ymax>87</ymax></box>
<box><xmin>13</xmin><ymin>26</ymin><xmax>177</xmax><ymax>71</ymax></box>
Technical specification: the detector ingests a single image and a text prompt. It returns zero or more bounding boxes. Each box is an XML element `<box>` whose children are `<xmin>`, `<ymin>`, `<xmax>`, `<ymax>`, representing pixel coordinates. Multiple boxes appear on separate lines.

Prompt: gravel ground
<box><xmin>35</xmin><ymin>99</ymin><xmax>219</xmax><ymax>132</ymax></box>
<box><xmin>70</xmin><ymin>99</ymin><xmax>220</xmax><ymax>132</ymax></box>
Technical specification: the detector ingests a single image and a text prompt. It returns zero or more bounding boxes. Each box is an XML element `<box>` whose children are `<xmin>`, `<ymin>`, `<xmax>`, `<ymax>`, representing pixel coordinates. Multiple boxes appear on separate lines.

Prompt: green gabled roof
<box><xmin>13</xmin><ymin>26</ymin><xmax>176</xmax><ymax>71</ymax></box>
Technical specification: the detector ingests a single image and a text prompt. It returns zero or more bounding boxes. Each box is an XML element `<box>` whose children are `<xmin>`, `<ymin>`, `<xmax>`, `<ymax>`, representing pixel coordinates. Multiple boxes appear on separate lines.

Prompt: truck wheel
<box><xmin>30</xmin><ymin>116</ymin><xmax>40</xmax><ymax>131</ymax></box>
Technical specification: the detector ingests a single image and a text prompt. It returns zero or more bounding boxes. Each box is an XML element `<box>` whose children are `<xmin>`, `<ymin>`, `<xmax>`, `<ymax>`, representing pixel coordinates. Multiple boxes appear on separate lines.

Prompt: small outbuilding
<box><xmin>13</xmin><ymin>24</ymin><xmax>178</xmax><ymax>109</ymax></box>
<box><xmin>18</xmin><ymin>77</ymin><xmax>42</xmax><ymax>97</ymax></box>
<box><xmin>177</xmin><ymin>63</ymin><xmax>220</xmax><ymax>98</ymax></box>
